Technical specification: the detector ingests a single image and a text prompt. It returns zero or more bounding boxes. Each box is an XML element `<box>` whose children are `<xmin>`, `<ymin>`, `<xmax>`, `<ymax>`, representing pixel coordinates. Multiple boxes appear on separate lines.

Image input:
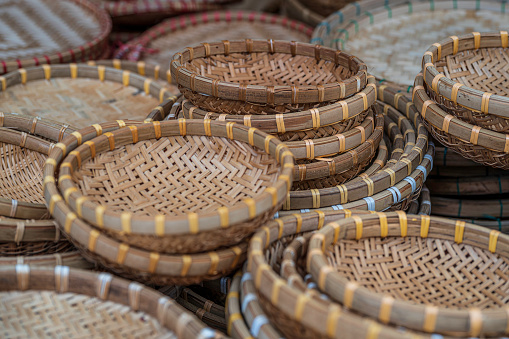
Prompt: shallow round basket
<box><xmin>0</xmin><ymin>265</ymin><xmax>226</xmax><ymax>338</ymax></box>
<box><xmin>177</xmin><ymin>287</ymin><xmax>226</xmax><ymax>332</ymax></box>
<box><xmin>0</xmin><ymin>250</ymin><xmax>92</xmax><ymax>269</ymax></box>
<box><xmin>171</xmin><ymin>39</ymin><xmax>368</xmax><ymax>115</ymax></box>
<box><xmin>422</xmin><ymin>32</ymin><xmax>509</xmax><ymax>132</ymax></box>
<box><xmin>431</xmin><ymin>196</ymin><xmax>509</xmax><ymax>219</ymax></box>
<box><xmin>283</xmin><ymin>0</ymin><xmax>325</xmax><ymax>27</ymax></box>
<box><xmin>413</xmin><ymin>72</ymin><xmax>509</xmax><ymax>169</ymax></box>
<box><xmin>248</xmin><ymin>210</ymin><xmax>439</xmax><ymax>339</ymax></box>
<box><xmin>308</xmin><ymin>212</ymin><xmax>509</xmax><ymax>336</ymax></box>
<box><xmin>433</xmin><ymin>145</ymin><xmax>481</xmax><ymax>167</ymax></box>
<box><xmin>427</xmin><ymin>174</ymin><xmax>509</xmax><ymax>196</ymax></box>
<box><xmin>312</xmin><ymin>0</ymin><xmax>509</xmax><ymax>87</ymax></box>
<box><xmin>45</xmin><ymin>120</ymin><xmax>294</xmax><ymax>255</ymax></box>
<box><xmin>417</xmin><ymin>185</ymin><xmax>431</xmax><ymax>215</ymax></box>
<box><xmin>114</xmin><ymin>10</ymin><xmax>313</xmax><ymax>64</ymax></box>
<box><xmin>0</xmin><ymin>64</ymin><xmax>178</xmax><ymax>128</ymax></box>
<box><xmin>0</xmin><ymin>0</ymin><xmax>111</xmax><ymax>75</ymax></box>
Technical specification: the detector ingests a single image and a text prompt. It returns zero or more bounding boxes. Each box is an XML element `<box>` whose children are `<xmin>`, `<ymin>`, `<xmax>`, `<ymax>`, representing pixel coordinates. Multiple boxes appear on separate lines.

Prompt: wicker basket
<box><xmin>431</xmin><ymin>196</ymin><xmax>509</xmax><ymax>219</ymax></box>
<box><xmin>0</xmin><ymin>265</ymin><xmax>226</xmax><ymax>338</ymax></box>
<box><xmin>433</xmin><ymin>145</ymin><xmax>481</xmax><ymax>167</ymax></box>
<box><xmin>0</xmin><ymin>0</ymin><xmax>111</xmax><ymax>75</ymax></box>
<box><xmin>177</xmin><ymin>287</ymin><xmax>226</xmax><ymax>332</ymax></box>
<box><xmin>171</xmin><ymin>39</ymin><xmax>368</xmax><ymax>115</ymax></box>
<box><xmin>0</xmin><ymin>250</ymin><xmax>92</xmax><ymax>268</ymax></box>
<box><xmin>413</xmin><ymin>72</ymin><xmax>509</xmax><ymax>169</ymax></box>
<box><xmin>308</xmin><ymin>212</ymin><xmax>509</xmax><ymax>336</ymax></box>
<box><xmin>114</xmin><ymin>11</ymin><xmax>313</xmax><ymax>64</ymax></box>
<box><xmin>49</xmin><ymin>120</ymin><xmax>293</xmax><ymax>254</ymax></box>
<box><xmin>312</xmin><ymin>0</ymin><xmax>509</xmax><ymax>87</ymax></box>
<box><xmin>427</xmin><ymin>175</ymin><xmax>509</xmax><ymax>196</ymax></box>
<box><xmin>422</xmin><ymin>32</ymin><xmax>509</xmax><ymax>132</ymax></box>
<box><xmin>0</xmin><ymin>64</ymin><xmax>178</xmax><ymax>128</ymax></box>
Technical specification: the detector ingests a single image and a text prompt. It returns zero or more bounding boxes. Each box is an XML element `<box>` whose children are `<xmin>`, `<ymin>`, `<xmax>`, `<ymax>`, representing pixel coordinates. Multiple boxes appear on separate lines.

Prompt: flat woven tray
<box><xmin>0</xmin><ymin>0</ymin><xmax>111</xmax><ymax>75</ymax></box>
<box><xmin>0</xmin><ymin>64</ymin><xmax>177</xmax><ymax>128</ymax></box>
<box><xmin>312</xmin><ymin>0</ymin><xmax>509</xmax><ymax>87</ymax></box>
<box><xmin>0</xmin><ymin>265</ymin><xmax>226</xmax><ymax>338</ymax></box>
<box><xmin>114</xmin><ymin>11</ymin><xmax>313</xmax><ymax>65</ymax></box>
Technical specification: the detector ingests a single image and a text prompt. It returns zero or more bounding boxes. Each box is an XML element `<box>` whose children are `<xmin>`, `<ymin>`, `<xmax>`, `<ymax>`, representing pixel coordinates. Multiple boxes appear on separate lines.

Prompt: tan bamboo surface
<box><xmin>0</xmin><ymin>265</ymin><xmax>227</xmax><ymax>338</ymax></box>
<box><xmin>0</xmin><ymin>251</ymin><xmax>92</xmax><ymax>269</ymax></box>
<box><xmin>427</xmin><ymin>175</ymin><xmax>509</xmax><ymax>196</ymax></box>
<box><xmin>312</xmin><ymin>0</ymin><xmax>509</xmax><ymax>87</ymax></box>
<box><xmin>0</xmin><ymin>217</ymin><xmax>61</xmax><ymax>243</ymax></box>
<box><xmin>181</xmin><ymin>74</ymin><xmax>377</xmax><ymax>136</ymax></box>
<box><xmin>247</xmin><ymin>210</ymin><xmax>440</xmax><ymax>339</ymax></box>
<box><xmin>430</xmin><ymin>165</ymin><xmax>507</xmax><ymax>177</ymax></box>
<box><xmin>171</xmin><ymin>40</ymin><xmax>368</xmax><ymax>114</ymax></box>
<box><xmin>0</xmin><ymin>0</ymin><xmax>111</xmax><ymax>75</ymax></box>
<box><xmin>0</xmin><ymin>241</ymin><xmax>74</xmax><ymax>257</ymax></box>
<box><xmin>433</xmin><ymin>145</ymin><xmax>480</xmax><ymax>167</ymax></box>
<box><xmin>177</xmin><ymin>288</ymin><xmax>226</xmax><ymax>333</ymax></box>
<box><xmin>283</xmin><ymin>0</ymin><xmax>324</xmax><ymax>27</ymax></box>
<box><xmin>114</xmin><ymin>11</ymin><xmax>313</xmax><ymax>64</ymax></box>
<box><xmin>0</xmin><ymin>64</ymin><xmax>177</xmax><ymax>128</ymax></box>
<box><xmin>422</xmin><ymin>32</ymin><xmax>509</xmax><ymax>132</ymax></box>
<box><xmin>417</xmin><ymin>186</ymin><xmax>431</xmax><ymax>215</ymax></box>
<box><xmin>413</xmin><ymin>73</ymin><xmax>509</xmax><ymax>169</ymax></box>
<box><xmin>307</xmin><ymin>212</ymin><xmax>509</xmax><ymax>336</ymax></box>
<box><xmin>225</xmin><ymin>271</ymin><xmax>254</xmax><ymax>339</ymax></box>
<box><xmin>51</xmin><ymin>120</ymin><xmax>294</xmax><ymax>254</ymax></box>
<box><xmin>285</xmin><ymin>84</ymin><xmax>431</xmax><ymax>210</ymax></box>
<box><xmin>431</xmin><ymin>196</ymin><xmax>509</xmax><ymax>219</ymax></box>
<box><xmin>458</xmin><ymin>218</ymin><xmax>509</xmax><ymax>234</ymax></box>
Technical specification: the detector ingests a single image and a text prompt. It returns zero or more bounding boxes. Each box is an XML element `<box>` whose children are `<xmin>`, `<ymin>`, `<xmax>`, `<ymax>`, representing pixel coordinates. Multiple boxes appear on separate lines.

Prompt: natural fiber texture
<box><xmin>431</xmin><ymin>196</ymin><xmax>509</xmax><ymax>219</ymax></box>
<box><xmin>0</xmin><ymin>241</ymin><xmax>75</xmax><ymax>257</ymax></box>
<box><xmin>0</xmin><ymin>0</ymin><xmax>111</xmax><ymax>74</ymax></box>
<box><xmin>301</xmin><ymin>0</ymin><xmax>355</xmax><ymax>17</ymax></box>
<box><xmin>312</xmin><ymin>0</ymin><xmax>509</xmax><ymax>86</ymax></box>
<box><xmin>0</xmin><ymin>251</ymin><xmax>93</xmax><ymax>268</ymax></box>
<box><xmin>426</xmin><ymin>174</ymin><xmax>509</xmax><ymax>196</ymax></box>
<box><xmin>115</xmin><ymin>11</ymin><xmax>312</xmax><ymax>64</ymax></box>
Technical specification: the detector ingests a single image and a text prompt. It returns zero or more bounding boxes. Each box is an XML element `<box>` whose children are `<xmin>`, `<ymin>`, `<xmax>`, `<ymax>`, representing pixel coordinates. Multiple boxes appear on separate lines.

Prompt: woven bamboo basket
<box><xmin>177</xmin><ymin>287</ymin><xmax>226</xmax><ymax>332</ymax></box>
<box><xmin>0</xmin><ymin>265</ymin><xmax>226</xmax><ymax>338</ymax></box>
<box><xmin>0</xmin><ymin>0</ymin><xmax>111</xmax><ymax>75</ymax></box>
<box><xmin>312</xmin><ymin>0</ymin><xmax>509</xmax><ymax>87</ymax></box>
<box><xmin>413</xmin><ymin>72</ymin><xmax>509</xmax><ymax>169</ymax></box>
<box><xmin>114</xmin><ymin>11</ymin><xmax>313</xmax><ymax>64</ymax></box>
<box><xmin>248</xmin><ymin>210</ymin><xmax>442</xmax><ymax>339</ymax></box>
<box><xmin>427</xmin><ymin>175</ymin><xmax>509</xmax><ymax>196</ymax></box>
<box><xmin>431</xmin><ymin>196</ymin><xmax>509</xmax><ymax>220</ymax></box>
<box><xmin>433</xmin><ymin>144</ymin><xmax>480</xmax><ymax>167</ymax></box>
<box><xmin>307</xmin><ymin>212</ymin><xmax>509</xmax><ymax>336</ymax></box>
<box><xmin>49</xmin><ymin>119</ymin><xmax>293</xmax><ymax>254</ymax></box>
<box><xmin>283</xmin><ymin>84</ymin><xmax>432</xmax><ymax>211</ymax></box>
<box><xmin>459</xmin><ymin>218</ymin><xmax>509</xmax><ymax>234</ymax></box>
<box><xmin>431</xmin><ymin>164</ymin><xmax>506</xmax><ymax>177</ymax></box>
<box><xmin>171</xmin><ymin>39</ymin><xmax>368</xmax><ymax>115</ymax></box>
<box><xmin>406</xmin><ymin>185</ymin><xmax>431</xmax><ymax>215</ymax></box>
<box><xmin>0</xmin><ymin>251</ymin><xmax>92</xmax><ymax>269</ymax></box>
<box><xmin>0</xmin><ymin>64</ymin><xmax>178</xmax><ymax>128</ymax></box>
<box><xmin>283</xmin><ymin>0</ymin><xmax>324</xmax><ymax>27</ymax></box>
<box><xmin>422</xmin><ymin>32</ymin><xmax>509</xmax><ymax>132</ymax></box>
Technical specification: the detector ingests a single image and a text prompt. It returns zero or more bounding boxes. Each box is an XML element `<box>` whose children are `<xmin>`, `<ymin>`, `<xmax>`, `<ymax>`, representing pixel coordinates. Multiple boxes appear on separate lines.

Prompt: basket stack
<box><xmin>283</xmin><ymin>0</ymin><xmax>356</xmax><ymax>27</ymax></box>
<box><xmin>312</xmin><ymin>0</ymin><xmax>509</xmax><ymax>89</ymax></box>
<box><xmin>43</xmin><ymin>119</ymin><xmax>294</xmax><ymax>286</ymax></box>
<box><xmin>243</xmin><ymin>210</ymin><xmax>509</xmax><ymax>339</ymax></box>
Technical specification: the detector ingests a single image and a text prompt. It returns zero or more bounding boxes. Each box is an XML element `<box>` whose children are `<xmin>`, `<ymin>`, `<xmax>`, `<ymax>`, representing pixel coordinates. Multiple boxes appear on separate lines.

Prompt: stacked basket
<box><xmin>237</xmin><ymin>209</ymin><xmax>509</xmax><ymax>339</ymax></box>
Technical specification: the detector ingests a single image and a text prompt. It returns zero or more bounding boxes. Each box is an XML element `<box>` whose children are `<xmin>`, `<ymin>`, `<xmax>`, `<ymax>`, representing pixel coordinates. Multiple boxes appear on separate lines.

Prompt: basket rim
<box><xmin>171</xmin><ymin>39</ymin><xmax>368</xmax><ymax>104</ymax></box>
<box><xmin>0</xmin><ymin>264</ymin><xmax>226</xmax><ymax>338</ymax></box>
<box><xmin>285</xmin><ymin>0</ymin><xmax>324</xmax><ymax>27</ymax></box>
<box><xmin>417</xmin><ymin>185</ymin><xmax>430</xmax><ymax>215</ymax></box>
<box><xmin>431</xmin><ymin>196</ymin><xmax>509</xmax><ymax>219</ymax></box>
<box><xmin>422</xmin><ymin>31</ymin><xmax>509</xmax><ymax>118</ymax></box>
<box><xmin>114</xmin><ymin>10</ymin><xmax>314</xmax><ymax>61</ymax></box>
<box><xmin>426</xmin><ymin>174</ymin><xmax>509</xmax><ymax>196</ymax></box>
<box><xmin>0</xmin><ymin>217</ymin><xmax>61</xmax><ymax>243</ymax></box>
<box><xmin>101</xmin><ymin>0</ymin><xmax>232</xmax><ymax>17</ymax></box>
<box><xmin>413</xmin><ymin>72</ymin><xmax>509</xmax><ymax>154</ymax></box>
<box><xmin>0</xmin><ymin>0</ymin><xmax>111</xmax><ymax>75</ymax></box>
<box><xmin>50</xmin><ymin>120</ymin><xmax>294</xmax><ymax>235</ymax></box>
<box><xmin>0</xmin><ymin>251</ymin><xmax>92</xmax><ymax>268</ymax></box>
<box><xmin>181</xmin><ymin>75</ymin><xmax>378</xmax><ymax>133</ymax></box>
<box><xmin>307</xmin><ymin>212</ymin><xmax>509</xmax><ymax>336</ymax></box>
<box><xmin>225</xmin><ymin>271</ymin><xmax>252</xmax><ymax>338</ymax></box>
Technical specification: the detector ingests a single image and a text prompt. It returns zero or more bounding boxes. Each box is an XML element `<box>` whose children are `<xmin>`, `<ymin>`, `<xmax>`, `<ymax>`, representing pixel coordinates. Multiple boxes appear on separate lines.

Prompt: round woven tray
<box><xmin>312</xmin><ymin>0</ymin><xmax>509</xmax><ymax>87</ymax></box>
<box><xmin>308</xmin><ymin>212</ymin><xmax>509</xmax><ymax>336</ymax></box>
<box><xmin>50</xmin><ymin>120</ymin><xmax>293</xmax><ymax>254</ymax></box>
<box><xmin>431</xmin><ymin>196</ymin><xmax>509</xmax><ymax>219</ymax></box>
<box><xmin>171</xmin><ymin>39</ymin><xmax>368</xmax><ymax>114</ymax></box>
<box><xmin>248</xmin><ymin>210</ymin><xmax>438</xmax><ymax>339</ymax></box>
<box><xmin>0</xmin><ymin>251</ymin><xmax>92</xmax><ymax>268</ymax></box>
<box><xmin>114</xmin><ymin>10</ymin><xmax>313</xmax><ymax>64</ymax></box>
<box><xmin>433</xmin><ymin>145</ymin><xmax>481</xmax><ymax>167</ymax></box>
<box><xmin>0</xmin><ymin>64</ymin><xmax>177</xmax><ymax>128</ymax></box>
<box><xmin>0</xmin><ymin>0</ymin><xmax>111</xmax><ymax>75</ymax></box>
<box><xmin>0</xmin><ymin>265</ymin><xmax>226</xmax><ymax>338</ymax></box>
<box><xmin>413</xmin><ymin>72</ymin><xmax>509</xmax><ymax>169</ymax></box>
<box><xmin>427</xmin><ymin>175</ymin><xmax>509</xmax><ymax>196</ymax></box>
<box><xmin>423</xmin><ymin>31</ymin><xmax>509</xmax><ymax>132</ymax></box>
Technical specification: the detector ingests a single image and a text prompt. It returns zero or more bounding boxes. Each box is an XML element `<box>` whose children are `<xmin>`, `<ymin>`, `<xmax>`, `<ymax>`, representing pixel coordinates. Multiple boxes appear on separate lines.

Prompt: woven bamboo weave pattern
<box><xmin>0</xmin><ymin>79</ymin><xmax>160</xmax><ymax>128</ymax></box>
<box><xmin>327</xmin><ymin>237</ymin><xmax>509</xmax><ymax>309</ymax></box>
<box><xmin>0</xmin><ymin>241</ymin><xmax>74</xmax><ymax>257</ymax></box>
<box><xmin>0</xmin><ymin>143</ymin><xmax>46</xmax><ymax>205</ymax></box>
<box><xmin>0</xmin><ymin>291</ymin><xmax>175</xmax><ymax>338</ymax></box>
<box><xmin>73</xmin><ymin>136</ymin><xmax>280</xmax><ymax>216</ymax></box>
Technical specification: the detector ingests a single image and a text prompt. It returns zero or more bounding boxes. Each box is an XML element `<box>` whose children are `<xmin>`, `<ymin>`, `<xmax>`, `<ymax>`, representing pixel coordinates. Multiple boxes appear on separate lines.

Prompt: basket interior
<box><xmin>435</xmin><ymin>47</ymin><xmax>509</xmax><ymax>96</ymax></box>
<box><xmin>0</xmin><ymin>291</ymin><xmax>175</xmax><ymax>338</ymax></box>
<box><xmin>0</xmin><ymin>79</ymin><xmax>159</xmax><ymax>128</ymax></box>
<box><xmin>326</xmin><ymin>236</ymin><xmax>509</xmax><ymax>309</ymax></box>
<box><xmin>184</xmin><ymin>52</ymin><xmax>353</xmax><ymax>86</ymax></box>
<box><xmin>0</xmin><ymin>143</ymin><xmax>46</xmax><ymax>204</ymax></box>
<box><xmin>72</xmin><ymin>136</ymin><xmax>281</xmax><ymax>216</ymax></box>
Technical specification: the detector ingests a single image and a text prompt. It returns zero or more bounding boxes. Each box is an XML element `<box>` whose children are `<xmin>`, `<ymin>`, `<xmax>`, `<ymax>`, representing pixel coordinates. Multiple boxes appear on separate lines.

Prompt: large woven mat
<box><xmin>0</xmin><ymin>143</ymin><xmax>45</xmax><ymax>205</ymax></box>
<box><xmin>0</xmin><ymin>0</ymin><xmax>102</xmax><ymax>60</ymax></box>
<box><xmin>342</xmin><ymin>9</ymin><xmax>508</xmax><ymax>86</ymax></box>
<box><xmin>142</xmin><ymin>22</ymin><xmax>310</xmax><ymax>67</ymax></box>
<box><xmin>0</xmin><ymin>291</ymin><xmax>175</xmax><ymax>338</ymax></box>
<box><xmin>0</xmin><ymin>78</ymin><xmax>159</xmax><ymax>128</ymax></box>
<box><xmin>437</xmin><ymin>47</ymin><xmax>509</xmax><ymax>96</ymax></box>
<box><xmin>73</xmin><ymin>136</ymin><xmax>281</xmax><ymax>216</ymax></box>
<box><xmin>327</xmin><ymin>237</ymin><xmax>509</xmax><ymax>309</ymax></box>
